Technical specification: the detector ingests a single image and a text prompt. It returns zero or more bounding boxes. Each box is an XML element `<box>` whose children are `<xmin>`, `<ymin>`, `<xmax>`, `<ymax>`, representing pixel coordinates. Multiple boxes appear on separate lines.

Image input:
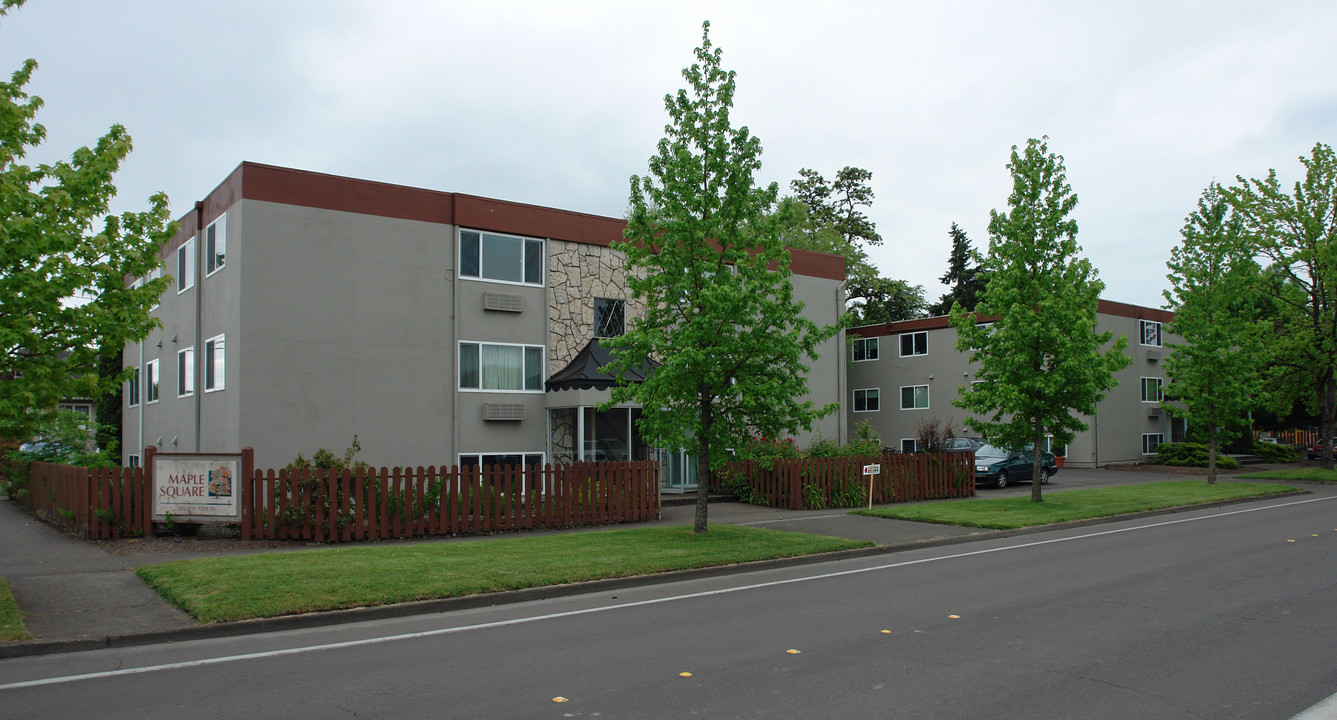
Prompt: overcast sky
<box><xmin>4</xmin><ymin>0</ymin><xmax>1335</xmax><ymax>309</ymax></box>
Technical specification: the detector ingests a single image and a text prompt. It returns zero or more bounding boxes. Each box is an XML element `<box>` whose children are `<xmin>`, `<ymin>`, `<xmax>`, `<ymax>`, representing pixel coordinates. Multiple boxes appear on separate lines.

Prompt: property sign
<box><xmin>862</xmin><ymin>463</ymin><xmax>881</xmax><ymax>510</ymax></box>
<box><xmin>152</xmin><ymin>454</ymin><xmax>241</xmax><ymax>522</ymax></box>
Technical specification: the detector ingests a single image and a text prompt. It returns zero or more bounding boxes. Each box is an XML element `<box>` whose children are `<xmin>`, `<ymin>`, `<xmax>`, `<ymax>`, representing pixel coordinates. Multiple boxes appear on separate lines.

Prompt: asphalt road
<box><xmin>3</xmin><ymin>491</ymin><xmax>1336</xmax><ymax>719</ymax></box>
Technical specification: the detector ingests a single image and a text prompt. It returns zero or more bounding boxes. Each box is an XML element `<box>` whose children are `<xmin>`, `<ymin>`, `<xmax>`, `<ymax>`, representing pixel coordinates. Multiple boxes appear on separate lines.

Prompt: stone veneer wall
<box><xmin>547</xmin><ymin>240</ymin><xmax>645</xmax><ymax>370</ymax></box>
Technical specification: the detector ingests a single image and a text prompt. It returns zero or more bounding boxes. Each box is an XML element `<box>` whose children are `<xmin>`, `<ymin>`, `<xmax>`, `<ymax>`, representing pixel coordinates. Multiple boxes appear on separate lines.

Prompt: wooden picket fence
<box><xmin>716</xmin><ymin>452</ymin><xmax>975</xmax><ymax>509</ymax></box>
<box><xmin>7</xmin><ymin>455</ymin><xmax>659</xmax><ymax>542</ymax></box>
<box><xmin>243</xmin><ymin>461</ymin><xmax>659</xmax><ymax>542</ymax></box>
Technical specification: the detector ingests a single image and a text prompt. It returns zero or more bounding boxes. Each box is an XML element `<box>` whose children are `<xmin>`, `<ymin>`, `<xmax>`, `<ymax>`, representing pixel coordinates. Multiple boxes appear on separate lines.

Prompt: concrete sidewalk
<box><xmin>0</xmin><ymin>466</ymin><xmax>1310</xmax><ymax>658</ymax></box>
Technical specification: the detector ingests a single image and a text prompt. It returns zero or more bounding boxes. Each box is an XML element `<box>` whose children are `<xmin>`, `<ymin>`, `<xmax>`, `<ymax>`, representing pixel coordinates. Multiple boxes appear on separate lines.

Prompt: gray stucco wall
<box><xmin>127</xmin><ymin>189</ymin><xmax>848</xmax><ymax>472</ymax></box>
<box><xmin>236</xmin><ymin>200</ymin><xmax>459</xmax><ymax>469</ymax></box>
<box><xmin>844</xmin><ymin>311</ymin><xmax>1176</xmax><ymax>466</ymax></box>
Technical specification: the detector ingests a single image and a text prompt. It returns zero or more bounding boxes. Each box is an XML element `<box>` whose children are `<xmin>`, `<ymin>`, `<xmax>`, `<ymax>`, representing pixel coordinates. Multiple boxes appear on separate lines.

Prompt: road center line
<box><xmin>4</xmin><ymin>494</ymin><xmax>1330</xmax><ymax>691</ymax></box>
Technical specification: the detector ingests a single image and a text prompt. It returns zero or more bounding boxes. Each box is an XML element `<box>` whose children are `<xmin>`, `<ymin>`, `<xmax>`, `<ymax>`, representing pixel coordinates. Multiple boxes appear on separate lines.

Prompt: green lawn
<box><xmin>852</xmin><ymin>481</ymin><xmax>1296</xmax><ymax>530</ymax></box>
<box><xmin>136</xmin><ymin>525</ymin><xmax>872</xmax><ymax>623</ymax></box>
<box><xmin>1237</xmin><ymin>468</ymin><xmax>1337</xmax><ymax>483</ymax></box>
<box><xmin>0</xmin><ymin>577</ymin><xmax>27</xmax><ymax>642</ymax></box>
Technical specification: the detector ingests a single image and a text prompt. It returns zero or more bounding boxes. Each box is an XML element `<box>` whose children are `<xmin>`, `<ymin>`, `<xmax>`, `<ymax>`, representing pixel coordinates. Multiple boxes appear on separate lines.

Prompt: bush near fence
<box><xmin>7</xmin><ymin>456</ymin><xmax>659</xmax><ymax>542</ymax></box>
<box><xmin>717</xmin><ymin>452</ymin><xmax>975</xmax><ymax>509</ymax></box>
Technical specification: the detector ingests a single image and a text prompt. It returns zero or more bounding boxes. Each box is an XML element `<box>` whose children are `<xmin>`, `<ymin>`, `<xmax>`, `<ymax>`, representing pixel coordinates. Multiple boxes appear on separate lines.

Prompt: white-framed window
<box><xmin>1140</xmin><ymin>320</ymin><xmax>1162</xmax><ymax>347</ymax></box>
<box><xmin>853</xmin><ymin>337</ymin><xmax>879</xmax><ymax>362</ymax></box>
<box><xmin>459</xmin><ymin>341</ymin><xmax>544</xmax><ymax>392</ymax></box>
<box><xmin>459</xmin><ymin>230</ymin><xmax>544</xmax><ymax>286</ymax></box>
<box><xmin>177</xmin><ymin>347</ymin><xmax>194</xmax><ymax>397</ymax></box>
<box><xmin>853</xmin><ymin>388</ymin><xmax>880</xmax><ymax>412</ymax></box>
<box><xmin>177</xmin><ymin>237</ymin><xmax>195</xmax><ymax>293</ymax></box>
<box><xmin>900</xmin><ymin>384</ymin><xmax>929</xmax><ymax>410</ymax></box>
<box><xmin>1142</xmin><ymin>433</ymin><xmax>1164</xmax><ymax>455</ymax></box>
<box><xmin>900</xmin><ymin>331</ymin><xmax>927</xmax><ymax>357</ymax></box>
<box><xmin>900</xmin><ymin>438</ymin><xmax>917</xmax><ymax>453</ymax></box>
<box><xmin>127</xmin><ymin>454</ymin><xmax>140</xmax><ymax>469</ymax></box>
<box><xmin>458</xmin><ymin>452</ymin><xmax>545</xmax><ymax>469</ymax></box>
<box><xmin>205</xmin><ymin>334</ymin><xmax>225</xmax><ymax>392</ymax></box>
<box><xmin>145</xmin><ymin>359</ymin><xmax>159</xmax><ymax>404</ymax></box>
<box><xmin>127</xmin><ymin>367</ymin><xmax>140</xmax><ymax>407</ymax></box>
<box><xmin>205</xmin><ymin>214</ymin><xmax>226</xmax><ymax>276</ymax></box>
<box><xmin>594</xmin><ymin>298</ymin><xmax>625</xmax><ymax>338</ymax></box>
<box><xmin>1141</xmin><ymin>377</ymin><xmax>1164</xmax><ymax>403</ymax></box>
<box><xmin>147</xmin><ymin>266</ymin><xmax>162</xmax><ymax>310</ymax></box>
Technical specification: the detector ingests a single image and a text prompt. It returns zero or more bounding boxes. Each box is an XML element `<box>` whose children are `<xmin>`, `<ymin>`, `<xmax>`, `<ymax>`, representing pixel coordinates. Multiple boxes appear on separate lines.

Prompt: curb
<box><xmin>0</xmin><ymin>488</ymin><xmax>1310</xmax><ymax>660</ymax></box>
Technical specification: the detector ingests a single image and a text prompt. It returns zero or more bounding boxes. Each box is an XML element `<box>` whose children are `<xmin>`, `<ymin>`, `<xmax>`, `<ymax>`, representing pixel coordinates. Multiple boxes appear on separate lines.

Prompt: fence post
<box><xmin>143</xmin><ymin>446</ymin><xmax>157</xmax><ymax>537</ymax></box>
<box><xmin>241</xmin><ymin>447</ymin><xmax>255</xmax><ymax>540</ymax></box>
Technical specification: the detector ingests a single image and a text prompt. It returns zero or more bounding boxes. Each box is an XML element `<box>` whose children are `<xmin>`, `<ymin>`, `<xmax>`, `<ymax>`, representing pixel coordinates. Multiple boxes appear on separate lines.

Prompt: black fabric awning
<box><xmin>545</xmin><ymin>338</ymin><xmax>658</xmax><ymax>392</ymax></box>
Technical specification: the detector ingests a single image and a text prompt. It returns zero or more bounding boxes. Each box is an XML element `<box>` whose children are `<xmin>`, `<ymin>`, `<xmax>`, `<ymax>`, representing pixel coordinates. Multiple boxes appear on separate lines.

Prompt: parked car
<box><xmin>944</xmin><ymin>437</ymin><xmax>986</xmax><ymax>453</ymax></box>
<box><xmin>1307</xmin><ymin>439</ymin><xmax>1337</xmax><ymax>460</ymax></box>
<box><xmin>974</xmin><ymin>444</ymin><xmax>1058</xmax><ymax>489</ymax></box>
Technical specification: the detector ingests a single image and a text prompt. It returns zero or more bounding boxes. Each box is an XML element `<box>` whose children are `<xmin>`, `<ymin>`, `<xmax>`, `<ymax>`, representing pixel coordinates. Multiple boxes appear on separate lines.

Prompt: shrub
<box><xmin>1253</xmin><ymin>442</ymin><xmax>1297</xmax><ymax>463</ymax></box>
<box><xmin>1154</xmin><ymin>442</ymin><xmax>1240</xmax><ymax>470</ymax></box>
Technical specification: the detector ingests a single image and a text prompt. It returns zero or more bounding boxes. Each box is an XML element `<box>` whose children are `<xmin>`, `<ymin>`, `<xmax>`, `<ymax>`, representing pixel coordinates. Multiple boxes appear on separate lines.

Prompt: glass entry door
<box><xmin>654</xmin><ymin>448</ymin><xmax>698</xmax><ymax>493</ymax></box>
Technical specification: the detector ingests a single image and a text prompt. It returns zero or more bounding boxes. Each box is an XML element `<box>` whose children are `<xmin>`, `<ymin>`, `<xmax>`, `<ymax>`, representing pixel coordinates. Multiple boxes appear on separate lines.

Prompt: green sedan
<box><xmin>973</xmin><ymin>444</ymin><xmax>1059</xmax><ymax>489</ymax></box>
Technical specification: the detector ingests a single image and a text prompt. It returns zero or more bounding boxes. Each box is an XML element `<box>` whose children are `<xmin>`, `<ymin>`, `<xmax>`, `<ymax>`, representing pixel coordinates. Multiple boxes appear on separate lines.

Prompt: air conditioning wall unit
<box><xmin>483</xmin><ymin>292</ymin><xmax>525</xmax><ymax>313</ymax></box>
<box><xmin>1149</xmin><ymin>406</ymin><xmax>1164</xmax><ymax>417</ymax></box>
<box><xmin>1146</xmin><ymin>349</ymin><xmax>1161</xmax><ymax>361</ymax></box>
<box><xmin>483</xmin><ymin>403</ymin><xmax>526</xmax><ymax>421</ymax></box>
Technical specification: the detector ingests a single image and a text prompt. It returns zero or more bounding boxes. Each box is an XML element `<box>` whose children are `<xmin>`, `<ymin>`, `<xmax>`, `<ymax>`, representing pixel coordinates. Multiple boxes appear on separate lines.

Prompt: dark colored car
<box><xmin>944</xmin><ymin>437</ymin><xmax>986</xmax><ymax>453</ymax></box>
<box><xmin>1307</xmin><ymin>439</ymin><xmax>1337</xmax><ymax>460</ymax></box>
<box><xmin>974</xmin><ymin>444</ymin><xmax>1058</xmax><ymax>489</ymax></box>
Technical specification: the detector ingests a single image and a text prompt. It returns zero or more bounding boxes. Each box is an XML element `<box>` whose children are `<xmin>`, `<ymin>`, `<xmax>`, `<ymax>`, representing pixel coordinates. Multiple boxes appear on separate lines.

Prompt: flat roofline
<box><xmin>848</xmin><ymin>299</ymin><xmax>1173</xmax><ymax>337</ymax></box>
<box><xmin>153</xmin><ymin>161</ymin><xmax>845</xmax><ymax>281</ymax></box>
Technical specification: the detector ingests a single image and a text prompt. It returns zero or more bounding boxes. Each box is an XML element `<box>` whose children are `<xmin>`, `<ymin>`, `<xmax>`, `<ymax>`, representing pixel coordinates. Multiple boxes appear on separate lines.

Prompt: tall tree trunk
<box><xmin>1323</xmin><ymin>375</ymin><xmax>1337</xmax><ymax>472</ymax></box>
<box><xmin>1031</xmin><ymin>422</ymin><xmax>1044</xmax><ymax>503</ymax></box>
<box><xmin>694</xmin><ymin>387</ymin><xmax>712</xmax><ymax>533</ymax></box>
<box><xmin>1207</xmin><ymin>424</ymin><xmax>1218</xmax><ymax>485</ymax></box>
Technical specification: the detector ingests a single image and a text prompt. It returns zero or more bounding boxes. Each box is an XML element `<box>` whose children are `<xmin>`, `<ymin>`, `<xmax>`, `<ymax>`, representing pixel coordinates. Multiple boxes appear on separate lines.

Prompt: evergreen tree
<box><xmin>929</xmin><ymin>223</ymin><xmax>987</xmax><ymax>316</ymax></box>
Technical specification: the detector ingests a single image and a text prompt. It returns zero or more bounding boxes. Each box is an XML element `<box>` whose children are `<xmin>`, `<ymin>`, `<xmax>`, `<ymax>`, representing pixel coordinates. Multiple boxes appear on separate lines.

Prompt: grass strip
<box><xmin>0</xmin><ymin>577</ymin><xmax>28</xmax><ymax>642</ymax></box>
<box><xmin>1236</xmin><ymin>468</ymin><xmax>1337</xmax><ymax>483</ymax></box>
<box><xmin>136</xmin><ymin>525</ymin><xmax>871</xmax><ymax>623</ymax></box>
<box><xmin>851</xmin><ymin>481</ymin><xmax>1296</xmax><ymax>530</ymax></box>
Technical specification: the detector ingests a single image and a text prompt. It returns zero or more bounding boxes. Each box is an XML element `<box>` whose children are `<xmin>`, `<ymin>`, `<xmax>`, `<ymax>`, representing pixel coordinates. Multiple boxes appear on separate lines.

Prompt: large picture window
<box><xmin>205</xmin><ymin>334</ymin><xmax>225</xmax><ymax>391</ymax></box>
<box><xmin>460</xmin><ymin>230</ymin><xmax>543</xmax><ymax>286</ymax></box>
<box><xmin>177</xmin><ymin>347</ymin><xmax>194</xmax><ymax>397</ymax></box>
<box><xmin>853</xmin><ymin>388</ymin><xmax>880</xmax><ymax>412</ymax></box>
<box><xmin>853</xmin><ymin>337</ymin><xmax>879</xmax><ymax>362</ymax></box>
<box><xmin>1141</xmin><ymin>377</ymin><xmax>1164</xmax><ymax>403</ymax></box>
<box><xmin>205</xmin><ymin>215</ymin><xmax>226</xmax><ymax>276</ymax></box>
<box><xmin>1143</xmin><ymin>433</ymin><xmax>1164</xmax><ymax>455</ymax></box>
<box><xmin>459</xmin><ymin>342</ymin><xmax>544</xmax><ymax>392</ymax></box>
<box><xmin>900</xmin><ymin>384</ymin><xmax>929</xmax><ymax>410</ymax></box>
<box><xmin>900</xmin><ymin>331</ymin><xmax>927</xmax><ymax>357</ymax></box>
<box><xmin>1140</xmin><ymin>320</ymin><xmax>1162</xmax><ymax>347</ymax></box>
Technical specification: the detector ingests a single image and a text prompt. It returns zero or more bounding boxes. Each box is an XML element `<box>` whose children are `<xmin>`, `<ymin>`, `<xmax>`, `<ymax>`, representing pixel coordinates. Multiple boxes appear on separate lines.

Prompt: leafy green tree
<box><xmin>950</xmin><ymin>137</ymin><xmax>1129</xmax><ymax>501</ymax></box>
<box><xmin>1227</xmin><ymin>142</ymin><xmax>1337</xmax><ymax>469</ymax></box>
<box><xmin>791</xmin><ymin>166</ymin><xmax>882</xmax><ymax>249</ymax></box>
<box><xmin>929</xmin><ymin>222</ymin><xmax>988</xmax><ymax>316</ymax></box>
<box><xmin>783</xmin><ymin>166</ymin><xmax>925</xmax><ymax>322</ymax></box>
<box><xmin>0</xmin><ymin>0</ymin><xmax>172</xmax><ymax>442</ymax></box>
<box><xmin>605</xmin><ymin>22</ymin><xmax>840</xmax><ymax>533</ymax></box>
<box><xmin>1162</xmin><ymin>183</ymin><xmax>1265</xmax><ymax>484</ymax></box>
<box><xmin>847</xmin><ymin>277</ymin><xmax>928</xmax><ymax>324</ymax></box>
